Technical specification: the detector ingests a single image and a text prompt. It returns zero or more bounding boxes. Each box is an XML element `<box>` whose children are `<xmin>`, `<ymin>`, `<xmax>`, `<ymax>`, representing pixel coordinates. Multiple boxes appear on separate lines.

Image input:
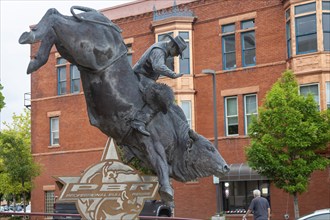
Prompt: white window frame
<box><xmin>244</xmin><ymin>94</ymin><xmax>258</xmax><ymax>135</ymax></box>
<box><xmin>180</xmin><ymin>100</ymin><xmax>192</xmax><ymax>128</ymax></box>
<box><xmin>299</xmin><ymin>83</ymin><xmax>320</xmax><ymax>109</ymax></box>
<box><xmin>50</xmin><ymin>117</ymin><xmax>59</xmax><ymax>146</ymax></box>
<box><xmin>225</xmin><ymin>96</ymin><xmax>239</xmax><ymax>136</ymax></box>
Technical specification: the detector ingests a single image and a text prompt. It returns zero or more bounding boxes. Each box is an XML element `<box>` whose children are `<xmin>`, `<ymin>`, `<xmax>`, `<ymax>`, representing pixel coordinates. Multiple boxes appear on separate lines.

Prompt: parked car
<box><xmin>53</xmin><ymin>199</ymin><xmax>172</xmax><ymax>219</ymax></box>
<box><xmin>297</xmin><ymin>209</ymin><xmax>330</xmax><ymax>220</ymax></box>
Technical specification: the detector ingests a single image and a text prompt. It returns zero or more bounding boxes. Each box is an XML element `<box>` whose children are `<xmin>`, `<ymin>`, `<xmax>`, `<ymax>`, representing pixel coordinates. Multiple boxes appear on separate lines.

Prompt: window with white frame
<box><xmin>225</xmin><ymin>96</ymin><xmax>238</xmax><ymax>136</ymax></box>
<box><xmin>222</xmin><ymin>23</ymin><xmax>236</xmax><ymax>70</ymax></box>
<box><xmin>57</xmin><ymin>58</ymin><xmax>66</xmax><ymax>95</ymax></box>
<box><xmin>295</xmin><ymin>2</ymin><xmax>317</xmax><ymax>54</ymax></box>
<box><xmin>50</xmin><ymin>117</ymin><xmax>59</xmax><ymax>146</ymax></box>
<box><xmin>322</xmin><ymin>1</ymin><xmax>330</xmax><ymax>51</ymax></box>
<box><xmin>244</xmin><ymin>94</ymin><xmax>258</xmax><ymax>135</ymax></box>
<box><xmin>70</xmin><ymin>65</ymin><xmax>80</xmax><ymax>93</ymax></box>
<box><xmin>241</xmin><ymin>20</ymin><xmax>256</xmax><ymax>67</ymax></box>
<box><xmin>179</xmin><ymin>31</ymin><xmax>190</xmax><ymax>74</ymax></box>
<box><xmin>180</xmin><ymin>100</ymin><xmax>192</xmax><ymax>128</ymax></box>
<box><xmin>44</xmin><ymin>191</ymin><xmax>54</xmax><ymax>213</ymax></box>
<box><xmin>326</xmin><ymin>82</ymin><xmax>330</xmax><ymax>109</ymax></box>
<box><xmin>299</xmin><ymin>83</ymin><xmax>320</xmax><ymax>109</ymax></box>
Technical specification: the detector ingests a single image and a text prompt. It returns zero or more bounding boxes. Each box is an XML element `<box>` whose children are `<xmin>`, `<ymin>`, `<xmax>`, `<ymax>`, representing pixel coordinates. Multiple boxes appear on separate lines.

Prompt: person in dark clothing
<box><xmin>131</xmin><ymin>35</ymin><xmax>187</xmax><ymax>136</ymax></box>
<box><xmin>243</xmin><ymin>189</ymin><xmax>271</xmax><ymax>220</ymax></box>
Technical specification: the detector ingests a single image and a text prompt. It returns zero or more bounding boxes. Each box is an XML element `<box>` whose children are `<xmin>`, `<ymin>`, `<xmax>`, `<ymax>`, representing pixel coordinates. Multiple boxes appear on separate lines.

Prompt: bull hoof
<box><xmin>159</xmin><ymin>185</ymin><xmax>173</xmax><ymax>202</ymax></box>
<box><xmin>19</xmin><ymin>31</ymin><xmax>35</xmax><ymax>44</ymax></box>
<box><xmin>27</xmin><ymin>60</ymin><xmax>38</xmax><ymax>74</ymax></box>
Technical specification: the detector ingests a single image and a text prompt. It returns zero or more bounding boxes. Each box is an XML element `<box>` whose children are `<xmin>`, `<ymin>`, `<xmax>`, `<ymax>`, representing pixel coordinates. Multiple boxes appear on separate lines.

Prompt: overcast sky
<box><xmin>0</xmin><ymin>0</ymin><xmax>133</xmax><ymax>127</ymax></box>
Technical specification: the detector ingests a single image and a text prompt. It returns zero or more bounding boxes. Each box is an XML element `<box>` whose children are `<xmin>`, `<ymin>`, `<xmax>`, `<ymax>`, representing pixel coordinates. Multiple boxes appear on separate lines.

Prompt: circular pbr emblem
<box><xmin>56</xmin><ymin>139</ymin><xmax>159</xmax><ymax>220</ymax></box>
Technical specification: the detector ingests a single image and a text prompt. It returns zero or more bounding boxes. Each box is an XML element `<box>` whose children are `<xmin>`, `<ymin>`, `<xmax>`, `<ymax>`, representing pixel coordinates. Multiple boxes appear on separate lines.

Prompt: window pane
<box><xmin>323</xmin><ymin>1</ymin><xmax>330</xmax><ymax>10</ymax></box>
<box><xmin>58</xmin><ymin>67</ymin><xmax>66</xmax><ymax>81</ymax></box>
<box><xmin>242</xmin><ymin>31</ymin><xmax>256</xmax><ymax>66</ymax></box>
<box><xmin>323</xmin><ymin>13</ymin><xmax>330</xmax><ymax>51</ymax></box>
<box><xmin>227</xmin><ymin>98</ymin><xmax>237</xmax><ymax>115</ymax></box>
<box><xmin>224</xmin><ymin>35</ymin><xmax>235</xmax><ymax>52</ymax></box>
<box><xmin>180</xmin><ymin>45</ymin><xmax>190</xmax><ymax>74</ymax></box>
<box><xmin>241</xmin><ymin>20</ymin><xmax>255</xmax><ymax>29</ymax></box>
<box><xmin>286</xmin><ymin>9</ymin><xmax>290</xmax><ymax>20</ymax></box>
<box><xmin>57</xmin><ymin>58</ymin><xmax>66</xmax><ymax>65</ymax></box>
<box><xmin>158</xmin><ymin>32</ymin><xmax>173</xmax><ymax>42</ymax></box>
<box><xmin>228</xmin><ymin>124</ymin><xmax>238</xmax><ymax>135</ymax></box>
<box><xmin>245</xmin><ymin>95</ymin><xmax>257</xmax><ymax>114</ymax></box>
<box><xmin>225</xmin><ymin>52</ymin><xmax>236</xmax><ymax>69</ymax></box>
<box><xmin>127</xmin><ymin>54</ymin><xmax>132</xmax><ymax>66</ymax></box>
<box><xmin>45</xmin><ymin>191</ymin><xmax>54</xmax><ymax>213</ymax></box>
<box><xmin>51</xmin><ymin>118</ymin><xmax>59</xmax><ymax>130</ymax></box>
<box><xmin>179</xmin><ymin>31</ymin><xmax>189</xmax><ymax>40</ymax></box>
<box><xmin>60</xmin><ymin>82</ymin><xmax>66</xmax><ymax>95</ymax></box>
<box><xmin>223</xmin><ymin>23</ymin><xmax>235</xmax><ymax>33</ymax></box>
<box><xmin>296</xmin><ymin>15</ymin><xmax>316</xmax><ymax>35</ymax></box>
<box><xmin>300</xmin><ymin>84</ymin><xmax>319</xmax><ymax>104</ymax></box>
<box><xmin>324</xmin><ymin>33</ymin><xmax>330</xmax><ymax>51</ymax></box>
<box><xmin>181</xmin><ymin>101</ymin><xmax>192</xmax><ymax>128</ymax></box>
<box><xmin>71</xmin><ymin>65</ymin><xmax>80</xmax><ymax>79</ymax></box>
<box><xmin>295</xmin><ymin>2</ymin><xmax>316</xmax><ymax>15</ymax></box>
<box><xmin>72</xmin><ymin>80</ymin><xmax>80</xmax><ymax>93</ymax></box>
<box><xmin>228</xmin><ymin>117</ymin><xmax>238</xmax><ymax>125</ymax></box>
<box><xmin>51</xmin><ymin>117</ymin><xmax>59</xmax><ymax>146</ymax></box>
<box><xmin>244</xmin><ymin>49</ymin><xmax>256</xmax><ymax>66</ymax></box>
<box><xmin>297</xmin><ymin>34</ymin><xmax>317</xmax><ymax>53</ymax></box>
<box><xmin>323</xmin><ymin>13</ymin><xmax>330</xmax><ymax>31</ymax></box>
<box><xmin>286</xmin><ymin>21</ymin><xmax>291</xmax><ymax>57</ymax></box>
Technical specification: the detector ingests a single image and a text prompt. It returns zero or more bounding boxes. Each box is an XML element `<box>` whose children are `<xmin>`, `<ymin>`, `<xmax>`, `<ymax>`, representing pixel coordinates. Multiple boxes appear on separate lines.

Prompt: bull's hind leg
<box><xmin>19</xmin><ymin>8</ymin><xmax>60</xmax><ymax>44</ymax></box>
<box><xmin>145</xmin><ymin>140</ymin><xmax>173</xmax><ymax>203</ymax></box>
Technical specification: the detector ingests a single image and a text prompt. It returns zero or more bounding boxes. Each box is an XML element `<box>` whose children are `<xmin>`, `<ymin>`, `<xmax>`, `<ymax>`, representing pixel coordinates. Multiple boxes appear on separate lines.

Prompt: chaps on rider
<box><xmin>131</xmin><ymin>35</ymin><xmax>187</xmax><ymax>136</ymax></box>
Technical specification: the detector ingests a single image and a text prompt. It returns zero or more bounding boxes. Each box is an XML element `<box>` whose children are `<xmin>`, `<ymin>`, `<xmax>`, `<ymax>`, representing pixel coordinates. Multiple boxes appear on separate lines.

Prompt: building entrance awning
<box><xmin>219</xmin><ymin>163</ymin><xmax>268</xmax><ymax>182</ymax></box>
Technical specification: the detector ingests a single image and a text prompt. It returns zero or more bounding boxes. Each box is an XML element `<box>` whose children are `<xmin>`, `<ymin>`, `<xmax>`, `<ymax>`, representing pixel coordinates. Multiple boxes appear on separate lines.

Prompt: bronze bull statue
<box><xmin>19</xmin><ymin>6</ymin><xmax>229</xmax><ymax>204</ymax></box>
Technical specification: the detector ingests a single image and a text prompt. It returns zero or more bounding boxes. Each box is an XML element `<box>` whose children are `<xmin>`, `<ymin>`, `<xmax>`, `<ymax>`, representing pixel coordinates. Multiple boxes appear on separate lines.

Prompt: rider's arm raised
<box><xmin>150</xmin><ymin>49</ymin><xmax>183</xmax><ymax>79</ymax></box>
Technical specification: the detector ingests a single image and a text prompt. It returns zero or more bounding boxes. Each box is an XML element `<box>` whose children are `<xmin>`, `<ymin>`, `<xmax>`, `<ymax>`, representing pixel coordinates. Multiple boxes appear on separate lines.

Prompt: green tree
<box><xmin>0</xmin><ymin>84</ymin><xmax>5</xmax><ymax>111</ymax></box>
<box><xmin>0</xmin><ymin>109</ymin><xmax>41</xmax><ymax>210</ymax></box>
<box><xmin>246</xmin><ymin>70</ymin><xmax>330</xmax><ymax>220</ymax></box>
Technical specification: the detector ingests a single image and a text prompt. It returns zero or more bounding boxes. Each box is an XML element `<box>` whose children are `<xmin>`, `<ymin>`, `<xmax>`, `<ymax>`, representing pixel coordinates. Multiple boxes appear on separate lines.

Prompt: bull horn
<box><xmin>188</xmin><ymin>129</ymin><xmax>199</xmax><ymax>141</ymax></box>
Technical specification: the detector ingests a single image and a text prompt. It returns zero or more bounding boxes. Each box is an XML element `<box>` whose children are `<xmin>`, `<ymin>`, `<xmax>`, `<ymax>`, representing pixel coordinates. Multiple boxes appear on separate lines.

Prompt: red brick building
<box><xmin>29</xmin><ymin>0</ymin><xmax>329</xmax><ymax>219</ymax></box>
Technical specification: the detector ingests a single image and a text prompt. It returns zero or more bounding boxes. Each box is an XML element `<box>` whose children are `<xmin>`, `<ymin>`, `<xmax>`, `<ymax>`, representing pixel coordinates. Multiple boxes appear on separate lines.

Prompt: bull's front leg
<box><xmin>144</xmin><ymin>140</ymin><xmax>173</xmax><ymax>204</ymax></box>
<box><xmin>19</xmin><ymin>8</ymin><xmax>59</xmax><ymax>44</ymax></box>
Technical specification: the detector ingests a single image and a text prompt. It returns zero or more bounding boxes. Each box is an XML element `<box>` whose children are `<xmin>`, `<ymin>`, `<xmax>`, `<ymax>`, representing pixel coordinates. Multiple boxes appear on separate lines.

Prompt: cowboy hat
<box><xmin>166</xmin><ymin>34</ymin><xmax>187</xmax><ymax>58</ymax></box>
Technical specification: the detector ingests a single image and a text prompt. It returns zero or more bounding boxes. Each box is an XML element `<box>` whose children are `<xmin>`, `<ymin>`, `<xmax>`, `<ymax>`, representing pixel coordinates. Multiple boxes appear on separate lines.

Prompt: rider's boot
<box><xmin>131</xmin><ymin>106</ymin><xmax>155</xmax><ymax>136</ymax></box>
<box><xmin>131</xmin><ymin>120</ymin><xmax>150</xmax><ymax>136</ymax></box>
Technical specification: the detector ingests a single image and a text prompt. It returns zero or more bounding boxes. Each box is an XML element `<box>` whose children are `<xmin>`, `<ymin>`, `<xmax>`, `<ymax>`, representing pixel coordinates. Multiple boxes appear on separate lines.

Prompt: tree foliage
<box><xmin>0</xmin><ymin>109</ymin><xmax>40</xmax><ymax>205</ymax></box>
<box><xmin>0</xmin><ymin>84</ymin><xmax>5</xmax><ymax>111</ymax></box>
<box><xmin>246</xmin><ymin>70</ymin><xmax>330</xmax><ymax>218</ymax></box>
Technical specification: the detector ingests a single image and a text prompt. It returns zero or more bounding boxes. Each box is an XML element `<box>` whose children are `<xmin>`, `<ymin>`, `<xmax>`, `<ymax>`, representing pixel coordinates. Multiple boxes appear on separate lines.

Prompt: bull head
<box><xmin>181</xmin><ymin>130</ymin><xmax>229</xmax><ymax>181</ymax></box>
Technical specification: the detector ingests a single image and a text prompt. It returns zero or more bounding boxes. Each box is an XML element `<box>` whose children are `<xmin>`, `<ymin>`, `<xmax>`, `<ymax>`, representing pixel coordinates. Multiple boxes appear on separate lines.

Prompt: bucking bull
<box><xmin>19</xmin><ymin>6</ymin><xmax>229</xmax><ymax>204</ymax></box>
